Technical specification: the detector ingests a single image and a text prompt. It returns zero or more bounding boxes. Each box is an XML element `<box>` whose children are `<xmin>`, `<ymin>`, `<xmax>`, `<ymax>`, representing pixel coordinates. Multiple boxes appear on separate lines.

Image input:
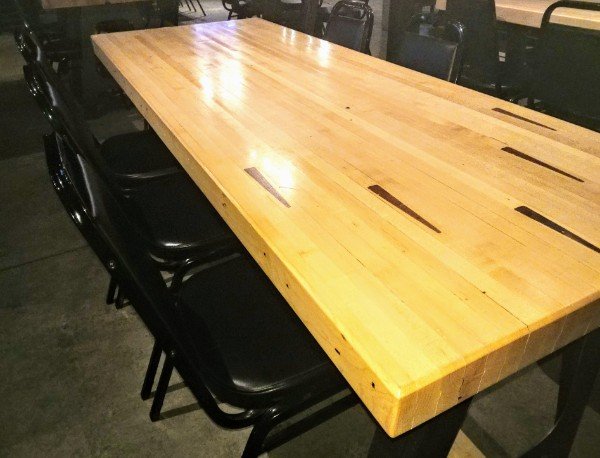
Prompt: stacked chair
<box><xmin>21</xmin><ymin>22</ymin><xmax>358</xmax><ymax>458</ymax></box>
<box><xmin>528</xmin><ymin>1</ymin><xmax>600</xmax><ymax>131</ymax></box>
<box><xmin>17</xmin><ymin>26</ymin><xmax>238</xmax><ymax>307</ymax></box>
<box><xmin>324</xmin><ymin>0</ymin><xmax>374</xmax><ymax>53</ymax></box>
<box><xmin>391</xmin><ymin>12</ymin><xmax>465</xmax><ymax>83</ymax></box>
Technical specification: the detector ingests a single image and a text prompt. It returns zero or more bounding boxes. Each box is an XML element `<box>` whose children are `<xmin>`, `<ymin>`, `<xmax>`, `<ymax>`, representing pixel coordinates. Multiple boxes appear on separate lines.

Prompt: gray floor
<box><xmin>0</xmin><ymin>4</ymin><xmax>599</xmax><ymax>456</ymax></box>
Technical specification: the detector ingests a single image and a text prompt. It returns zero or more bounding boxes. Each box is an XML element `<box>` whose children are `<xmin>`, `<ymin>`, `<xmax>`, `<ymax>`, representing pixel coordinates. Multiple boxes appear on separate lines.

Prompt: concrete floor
<box><xmin>0</xmin><ymin>3</ymin><xmax>599</xmax><ymax>456</ymax></box>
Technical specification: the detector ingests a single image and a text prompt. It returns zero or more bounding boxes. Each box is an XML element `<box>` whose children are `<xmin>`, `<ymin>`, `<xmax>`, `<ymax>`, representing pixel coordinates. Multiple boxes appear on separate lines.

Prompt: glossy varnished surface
<box><xmin>437</xmin><ymin>0</ymin><xmax>600</xmax><ymax>30</ymax></box>
<box><xmin>41</xmin><ymin>0</ymin><xmax>146</xmax><ymax>10</ymax></box>
<box><xmin>93</xmin><ymin>19</ymin><xmax>600</xmax><ymax>437</ymax></box>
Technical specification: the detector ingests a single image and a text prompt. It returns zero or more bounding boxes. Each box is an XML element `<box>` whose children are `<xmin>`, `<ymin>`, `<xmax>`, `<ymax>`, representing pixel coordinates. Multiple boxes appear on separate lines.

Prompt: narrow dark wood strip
<box><xmin>369</xmin><ymin>185</ymin><xmax>441</xmax><ymax>233</ymax></box>
<box><xmin>493</xmin><ymin>108</ymin><xmax>557</xmax><ymax>131</ymax></box>
<box><xmin>245</xmin><ymin>167</ymin><xmax>291</xmax><ymax>208</ymax></box>
<box><xmin>515</xmin><ymin>206</ymin><xmax>599</xmax><ymax>254</ymax></box>
<box><xmin>501</xmin><ymin>147</ymin><xmax>584</xmax><ymax>182</ymax></box>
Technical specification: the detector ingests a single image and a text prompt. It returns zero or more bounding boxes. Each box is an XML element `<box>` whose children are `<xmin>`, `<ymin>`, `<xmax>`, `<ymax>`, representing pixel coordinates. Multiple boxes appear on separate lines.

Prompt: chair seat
<box><xmin>127</xmin><ymin>173</ymin><xmax>238</xmax><ymax>259</ymax></box>
<box><xmin>100</xmin><ymin>130</ymin><xmax>182</xmax><ymax>181</ymax></box>
<box><xmin>459</xmin><ymin>61</ymin><xmax>531</xmax><ymax>99</ymax></box>
<box><xmin>179</xmin><ymin>254</ymin><xmax>345</xmax><ymax>405</ymax></box>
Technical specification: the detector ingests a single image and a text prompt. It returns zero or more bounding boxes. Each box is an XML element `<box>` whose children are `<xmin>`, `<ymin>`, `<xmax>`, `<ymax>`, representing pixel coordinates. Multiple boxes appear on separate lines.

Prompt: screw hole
<box><xmin>371</xmin><ymin>382</ymin><xmax>375</xmax><ymax>389</ymax></box>
<box><xmin>335</xmin><ymin>348</ymin><xmax>340</xmax><ymax>355</ymax></box>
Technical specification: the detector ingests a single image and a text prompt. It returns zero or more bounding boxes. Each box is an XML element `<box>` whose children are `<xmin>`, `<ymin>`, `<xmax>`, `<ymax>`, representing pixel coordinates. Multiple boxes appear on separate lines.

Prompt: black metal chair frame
<box><xmin>527</xmin><ymin>0</ymin><xmax>600</xmax><ymax>130</ymax></box>
<box><xmin>445</xmin><ymin>0</ymin><xmax>531</xmax><ymax>101</ymax></box>
<box><xmin>398</xmin><ymin>12</ymin><xmax>466</xmax><ymax>83</ymax></box>
<box><xmin>13</xmin><ymin>5</ymin><xmax>79</xmax><ymax>75</ymax></box>
<box><xmin>325</xmin><ymin>0</ymin><xmax>375</xmax><ymax>54</ymax></box>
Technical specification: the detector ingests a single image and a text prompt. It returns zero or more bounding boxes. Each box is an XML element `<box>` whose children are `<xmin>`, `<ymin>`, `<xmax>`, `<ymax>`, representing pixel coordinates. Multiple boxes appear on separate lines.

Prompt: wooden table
<box><xmin>436</xmin><ymin>0</ymin><xmax>600</xmax><ymax>30</ymax></box>
<box><xmin>92</xmin><ymin>18</ymin><xmax>600</xmax><ymax>443</ymax></box>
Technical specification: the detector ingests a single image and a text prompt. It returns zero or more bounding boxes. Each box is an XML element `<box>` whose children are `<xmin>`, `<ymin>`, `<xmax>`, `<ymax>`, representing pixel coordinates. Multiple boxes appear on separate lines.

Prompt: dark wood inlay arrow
<box><xmin>493</xmin><ymin>108</ymin><xmax>556</xmax><ymax>131</ymax></box>
<box><xmin>515</xmin><ymin>206</ymin><xmax>599</xmax><ymax>254</ymax></box>
<box><xmin>245</xmin><ymin>167</ymin><xmax>290</xmax><ymax>208</ymax></box>
<box><xmin>501</xmin><ymin>147</ymin><xmax>583</xmax><ymax>182</ymax></box>
<box><xmin>369</xmin><ymin>185</ymin><xmax>441</xmax><ymax>233</ymax></box>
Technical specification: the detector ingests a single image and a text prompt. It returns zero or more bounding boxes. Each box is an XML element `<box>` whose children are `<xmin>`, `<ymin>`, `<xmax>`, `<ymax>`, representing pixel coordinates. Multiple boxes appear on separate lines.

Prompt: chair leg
<box><xmin>141</xmin><ymin>341</ymin><xmax>163</xmax><ymax>400</ymax></box>
<box><xmin>106</xmin><ymin>276</ymin><xmax>117</xmax><ymax>305</ymax></box>
<box><xmin>150</xmin><ymin>353</ymin><xmax>174</xmax><ymax>422</ymax></box>
<box><xmin>242</xmin><ymin>407</ymin><xmax>282</xmax><ymax>458</ymax></box>
<box><xmin>115</xmin><ymin>288</ymin><xmax>128</xmax><ymax>309</ymax></box>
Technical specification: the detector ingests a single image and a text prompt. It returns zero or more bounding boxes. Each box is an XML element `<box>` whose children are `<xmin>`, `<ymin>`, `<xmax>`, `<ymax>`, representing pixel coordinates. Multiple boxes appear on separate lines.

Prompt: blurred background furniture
<box><xmin>324</xmin><ymin>0</ymin><xmax>374</xmax><ymax>52</ymax></box>
<box><xmin>528</xmin><ymin>1</ymin><xmax>600</xmax><ymax>131</ymax></box>
<box><xmin>390</xmin><ymin>12</ymin><xmax>465</xmax><ymax>82</ymax></box>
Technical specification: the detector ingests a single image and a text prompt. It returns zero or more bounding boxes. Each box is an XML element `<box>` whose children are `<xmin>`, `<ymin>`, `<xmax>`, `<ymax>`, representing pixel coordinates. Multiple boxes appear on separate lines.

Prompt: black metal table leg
<box><xmin>523</xmin><ymin>328</ymin><xmax>600</xmax><ymax>458</ymax></box>
<box><xmin>368</xmin><ymin>398</ymin><xmax>472</xmax><ymax>457</ymax></box>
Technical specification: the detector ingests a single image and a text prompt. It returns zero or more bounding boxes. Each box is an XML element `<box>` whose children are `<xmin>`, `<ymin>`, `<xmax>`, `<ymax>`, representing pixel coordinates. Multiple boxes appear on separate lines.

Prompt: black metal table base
<box><xmin>523</xmin><ymin>327</ymin><xmax>600</xmax><ymax>457</ymax></box>
<box><xmin>367</xmin><ymin>327</ymin><xmax>599</xmax><ymax>457</ymax></box>
<box><xmin>368</xmin><ymin>399</ymin><xmax>472</xmax><ymax>457</ymax></box>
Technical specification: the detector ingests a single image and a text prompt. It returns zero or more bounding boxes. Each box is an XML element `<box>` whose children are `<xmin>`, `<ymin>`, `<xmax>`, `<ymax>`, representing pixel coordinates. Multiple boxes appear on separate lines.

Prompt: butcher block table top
<box><xmin>436</xmin><ymin>0</ymin><xmax>600</xmax><ymax>30</ymax></box>
<box><xmin>92</xmin><ymin>19</ymin><xmax>600</xmax><ymax>438</ymax></box>
<box><xmin>41</xmin><ymin>0</ymin><xmax>146</xmax><ymax>10</ymax></box>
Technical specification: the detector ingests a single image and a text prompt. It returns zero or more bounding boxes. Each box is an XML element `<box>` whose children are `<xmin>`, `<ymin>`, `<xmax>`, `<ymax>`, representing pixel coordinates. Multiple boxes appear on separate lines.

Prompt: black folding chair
<box><xmin>445</xmin><ymin>0</ymin><xmax>529</xmax><ymax>100</ymax></box>
<box><xmin>30</xmin><ymin>61</ymin><xmax>182</xmax><ymax>189</ymax></box>
<box><xmin>324</xmin><ymin>0</ymin><xmax>374</xmax><ymax>54</ymax></box>
<box><xmin>222</xmin><ymin>0</ymin><xmax>256</xmax><ymax>19</ymax></box>
<box><xmin>28</xmin><ymin>62</ymin><xmax>240</xmax><ymax>305</ymax></box>
<box><xmin>53</xmin><ymin>132</ymin><xmax>357</xmax><ymax>456</ymax></box>
<box><xmin>392</xmin><ymin>13</ymin><xmax>465</xmax><ymax>83</ymax></box>
<box><xmin>528</xmin><ymin>1</ymin><xmax>600</xmax><ymax>131</ymax></box>
<box><xmin>14</xmin><ymin>19</ymin><xmax>79</xmax><ymax>75</ymax></box>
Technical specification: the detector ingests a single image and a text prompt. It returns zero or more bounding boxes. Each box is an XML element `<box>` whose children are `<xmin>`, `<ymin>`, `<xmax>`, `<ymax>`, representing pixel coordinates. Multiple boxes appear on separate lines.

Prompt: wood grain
<box><xmin>92</xmin><ymin>19</ymin><xmax>600</xmax><ymax>437</ymax></box>
<box><xmin>437</xmin><ymin>0</ymin><xmax>600</xmax><ymax>30</ymax></box>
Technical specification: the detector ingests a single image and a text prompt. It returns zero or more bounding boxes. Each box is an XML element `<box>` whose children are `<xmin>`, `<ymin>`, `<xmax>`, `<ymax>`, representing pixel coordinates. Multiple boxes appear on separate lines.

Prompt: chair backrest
<box><xmin>324</xmin><ymin>0</ymin><xmax>374</xmax><ymax>53</ymax></box>
<box><xmin>31</xmin><ymin>61</ymin><xmax>116</xmax><ymax>182</ymax></box>
<box><xmin>59</xmin><ymin>131</ymin><xmax>225</xmax><ymax>410</ymax></box>
<box><xmin>63</xmin><ymin>137</ymin><xmax>178</xmax><ymax>344</ymax></box>
<box><xmin>43</xmin><ymin>132</ymin><xmax>114</xmax><ymax>266</ymax></box>
<box><xmin>445</xmin><ymin>0</ymin><xmax>499</xmax><ymax>80</ymax></box>
<box><xmin>532</xmin><ymin>1</ymin><xmax>600</xmax><ymax>128</ymax></box>
<box><xmin>394</xmin><ymin>14</ymin><xmax>465</xmax><ymax>82</ymax></box>
<box><xmin>15</xmin><ymin>23</ymin><xmax>44</xmax><ymax>64</ymax></box>
<box><xmin>23</xmin><ymin>63</ymin><xmax>53</xmax><ymax>121</ymax></box>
